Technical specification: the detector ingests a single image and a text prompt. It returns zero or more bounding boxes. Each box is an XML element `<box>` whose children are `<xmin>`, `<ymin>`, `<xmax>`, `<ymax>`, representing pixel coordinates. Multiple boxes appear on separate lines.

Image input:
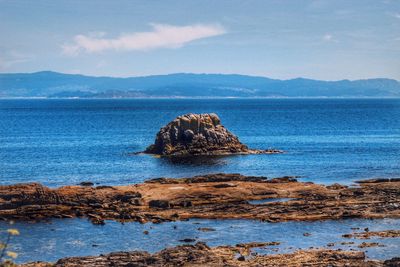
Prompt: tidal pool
<box><xmin>247</xmin><ymin>198</ymin><xmax>295</xmax><ymax>204</ymax></box>
<box><xmin>1</xmin><ymin>218</ymin><xmax>399</xmax><ymax>263</ymax></box>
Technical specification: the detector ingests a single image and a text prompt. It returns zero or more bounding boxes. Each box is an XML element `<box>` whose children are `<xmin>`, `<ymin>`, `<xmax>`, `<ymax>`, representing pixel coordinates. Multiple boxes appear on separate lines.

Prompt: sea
<box><xmin>1</xmin><ymin>98</ymin><xmax>399</xmax><ymax>186</ymax></box>
<box><xmin>0</xmin><ymin>98</ymin><xmax>399</xmax><ymax>263</ymax></box>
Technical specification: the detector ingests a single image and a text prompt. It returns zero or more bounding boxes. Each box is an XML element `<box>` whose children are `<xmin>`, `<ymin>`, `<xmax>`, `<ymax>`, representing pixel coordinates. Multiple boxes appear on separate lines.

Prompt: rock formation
<box><xmin>144</xmin><ymin>113</ymin><xmax>281</xmax><ymax>156</ymax></box>
<box><xmin>19</xmin><ymin>242</ymin><xmax>399</xmax><ymax>267</ymax></box>
<box><xmin>1</xmin><ymin>174</ymin><xmax>399</xmax><ymax>224</ymax></box>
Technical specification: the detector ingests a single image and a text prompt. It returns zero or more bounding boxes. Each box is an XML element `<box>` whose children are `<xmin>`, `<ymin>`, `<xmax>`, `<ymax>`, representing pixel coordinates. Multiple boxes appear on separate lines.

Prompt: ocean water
<box><xmin>1</xmin><ymin>98</ymin><xmax>399</xmax><ymax>186</ymax></box>
<box><xmin>2</xmin><ymin>218</ymin><xmax>400</xmax><ymax>263</ymax></box>
<box><xmin>1</xmin><ymin>98</ymin><xmax>400</xmax><ymax>263</ymax></box>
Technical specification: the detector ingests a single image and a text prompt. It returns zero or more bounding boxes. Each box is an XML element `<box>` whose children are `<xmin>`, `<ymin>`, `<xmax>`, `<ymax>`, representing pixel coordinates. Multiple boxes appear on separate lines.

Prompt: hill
<box><xmin>0</xmin><ymin>71</ymin><xmax>399</xmax><ymax>98</ymax></box>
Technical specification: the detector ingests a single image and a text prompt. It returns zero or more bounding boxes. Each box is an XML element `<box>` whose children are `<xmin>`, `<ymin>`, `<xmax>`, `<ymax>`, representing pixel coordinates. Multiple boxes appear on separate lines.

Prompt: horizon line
<box><xmin>0</xmin><ymin>70</ymin><xmax>399</xmax><ymax>83</ymax></box>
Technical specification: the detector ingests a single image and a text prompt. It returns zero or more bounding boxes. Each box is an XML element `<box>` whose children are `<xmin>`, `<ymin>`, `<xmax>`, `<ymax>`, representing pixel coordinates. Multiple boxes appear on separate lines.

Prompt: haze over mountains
<box><xmin>0</xmin><ymin>71</ymin><xmax>399</xmax><ymax>98</ymax></box>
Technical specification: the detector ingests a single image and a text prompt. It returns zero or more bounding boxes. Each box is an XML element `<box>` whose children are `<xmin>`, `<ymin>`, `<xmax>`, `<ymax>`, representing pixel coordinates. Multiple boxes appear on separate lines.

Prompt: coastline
<box><xmin>1</xmin><ymin>173</ymin><xmax>399</xmax><ymax>224</ymax></box>
<box><xmin>18</xmin><ymin>241</ymin><xmax>400</xmax><ymax>266</ymax></box>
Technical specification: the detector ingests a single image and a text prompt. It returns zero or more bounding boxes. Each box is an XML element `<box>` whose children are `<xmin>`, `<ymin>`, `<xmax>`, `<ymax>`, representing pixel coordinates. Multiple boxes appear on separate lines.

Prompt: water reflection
<box><xmin>160</xmin><ymin>155</ymin><xmax>230</xmax><ymax>166</ymax></box>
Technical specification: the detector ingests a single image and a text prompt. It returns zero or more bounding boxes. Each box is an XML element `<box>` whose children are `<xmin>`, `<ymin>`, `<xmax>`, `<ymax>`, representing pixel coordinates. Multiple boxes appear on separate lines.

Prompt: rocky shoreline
<box><xmin>19</xmin><ymin>242</ymin><xmax>400</xmax><ymax>267</ymax></box>
<box><xmin>2</xmin><ymin>173</ymin><xmax>399</xmax><ymax>266</ymax></box>
<box><xmin>0</xmin><ymin>174</ymin><xmax>399</xmax><ymax>224</ymax></box>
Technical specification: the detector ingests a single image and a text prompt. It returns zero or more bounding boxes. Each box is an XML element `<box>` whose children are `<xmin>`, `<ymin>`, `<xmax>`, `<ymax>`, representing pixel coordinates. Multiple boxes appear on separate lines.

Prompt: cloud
<box><xmin>62</xmin><ymin>23</ymin><xmax>226</xmax><ymax>56</ymax></box>
<box><xmin>394</xmin><ymin>13</ymin><xmax>400</xmax><ymax>19</ymax></box>
<box><xmin>0</xmin><ymin>50</ymin><xmax>34</xmax><ymax>70</ymax></box>
<box><xmin>323</xmin><ymin>34</ymin><xmax>333</xmax><ymax>41</ymax></box>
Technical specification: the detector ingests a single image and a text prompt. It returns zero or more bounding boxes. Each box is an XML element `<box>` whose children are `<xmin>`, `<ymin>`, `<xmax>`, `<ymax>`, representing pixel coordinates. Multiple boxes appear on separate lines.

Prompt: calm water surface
<box><xmin>1</xmin><ymin>98</ymin><xmax>399</xmax><ymax>186</ymax></box>
<box><xmin>1</xmin><ymin>218</ymin><xmax>399</xmax><ymax>263</ymax></box>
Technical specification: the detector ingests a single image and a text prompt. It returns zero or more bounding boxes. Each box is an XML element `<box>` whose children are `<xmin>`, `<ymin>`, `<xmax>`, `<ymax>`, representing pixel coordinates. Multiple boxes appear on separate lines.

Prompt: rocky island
<box><xmin>144</xmin><ymin>113</ymin><xmax>282</xmax><ymax>156</ymax></box>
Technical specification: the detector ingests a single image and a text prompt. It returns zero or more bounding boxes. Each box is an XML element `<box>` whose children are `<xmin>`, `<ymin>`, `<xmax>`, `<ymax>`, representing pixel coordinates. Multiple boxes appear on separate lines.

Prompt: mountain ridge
<box><xmin>0</xmin><ymin>71</ymin><xmax>399</xmax><ymax>98</ymax></box>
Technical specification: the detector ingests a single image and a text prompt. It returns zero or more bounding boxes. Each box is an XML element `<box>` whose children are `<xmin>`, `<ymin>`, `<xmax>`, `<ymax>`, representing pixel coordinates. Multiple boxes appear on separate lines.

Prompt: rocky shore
<box><xmin>19</xmin><ymin>242</ymin><xmax>400</xmax><ymax>267</ymax></box>
<box><xmin>143</xmin><ymin>113</ymin><xmax>282</xmax><ymax>156</ymax></box>
<box><xmin>0</xmin><ymin>174</ymin><xmax>399</xmax><ymax>224</ymax></box>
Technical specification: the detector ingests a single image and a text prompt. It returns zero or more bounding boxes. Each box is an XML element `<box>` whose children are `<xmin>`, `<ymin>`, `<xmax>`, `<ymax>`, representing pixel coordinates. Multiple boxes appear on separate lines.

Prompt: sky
<box><xmin>0</xmin><ymin>0</ymin><xmax>399</xmax><ymax>80</ymax></box>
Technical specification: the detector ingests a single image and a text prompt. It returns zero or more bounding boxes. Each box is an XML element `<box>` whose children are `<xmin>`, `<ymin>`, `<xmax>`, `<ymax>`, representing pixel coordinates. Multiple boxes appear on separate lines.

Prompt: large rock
<box><xmin>144</xmin><ymin>113</ymin><xmax>280</xmax><ymax>156</ymax></box>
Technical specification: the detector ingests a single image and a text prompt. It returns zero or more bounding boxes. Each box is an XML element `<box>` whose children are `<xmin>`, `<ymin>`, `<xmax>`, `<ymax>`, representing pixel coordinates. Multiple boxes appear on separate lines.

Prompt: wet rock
<box><xmin>384</xmin><ymin>257</ymin><xmax>400</xmax><ymax>267</ymax></box>
<box><xmin>143</xmin><ymin>113</ymin><xmax>281</xmax><ymax>156</ymax></box>
<box><xmin>79</xmin><ymin>181</ymin><xmax>94</xmax><ymax>186</ymax></box>
<box><xmin>146</xmin><ymin>173</ymin><xmax>268</xmax><ymax>184</ymax></box>
<box><xmin>179</xmin><ymin>238</ymin><xmax>196</xmax><ymax>243</ymax></box>
<box><xmin>148</xmin><ymin>200</ymin><xmax>170</xmax><ymax>209</ymax></box>
<box><xmin>343</xmin><ymin>230</ymin><xmax>400</xmax><ymax>239</ymax></box>
<box><xmin>236</xmin><ymin>242</ymin><xmax>280</xmax><ymax>248</ymax></box>
<box><xmin>1</xmin><ymin>174</ymin><xmax>399</xmax><ymax>225</ymax></box>
<box><xmin>237</xmin><ymin>255</ymin><xmax>246</xmax><ymax>261</ymax></box>
<box><xmin>358</xmin><ymin>242</ymin><xmax>384</xmax><ymax>248</ymax></box>
<box><xmin>356</xmin><ymin>178</ymin><xmax>400</xmax><ymax>184</ymax></box>
<box><xmin>327</xmin><ymin>183</ymin><xmax>348</xmax><ymax>190</ymax></box>
<box><xmin>20</xmin><ymin>243</ymin><xmax>390</xmax><ymax>267</ymax></box>
<box><xmin>197</xmin><ymin>227</ymin><xmax>216</xmax><ymax>232</ymax></box>
<box><xmin>90</xmin><ymin>217</ymin><xmax>105</xmax><ymax>225</ymax></box>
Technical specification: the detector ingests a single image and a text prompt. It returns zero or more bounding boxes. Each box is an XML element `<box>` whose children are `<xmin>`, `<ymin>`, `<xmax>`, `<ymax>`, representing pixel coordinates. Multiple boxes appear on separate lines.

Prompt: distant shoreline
<box><xmin>1</xmin><ymin>96</ymin><xmax>400</xmax><ymax>100</ymax></box>
<box><xmin>1</xmin><ymin>72</ymin><xmax>399</xmax><ymax>98</ymax></box>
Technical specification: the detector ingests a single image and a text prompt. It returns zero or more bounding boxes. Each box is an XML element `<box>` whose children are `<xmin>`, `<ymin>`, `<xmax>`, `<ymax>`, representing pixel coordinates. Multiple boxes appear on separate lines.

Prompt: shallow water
<box><xmin>247</xmin><ymin>198</ymin><xmax>295</xmax><ymax>204</ymax></box>
<box><xmin>1</xmin><ymin>218</ymin><xmax>399</xmax><ymax>263</ymax></box>
<box><xmin>1</xmin><ymin>98</ymin><xmax>399</xmax><ymax>186</ymax></box>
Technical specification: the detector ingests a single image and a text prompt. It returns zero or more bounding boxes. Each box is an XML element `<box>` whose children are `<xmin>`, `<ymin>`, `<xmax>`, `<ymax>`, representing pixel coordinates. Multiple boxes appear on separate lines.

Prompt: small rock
<box><xmin>197</xmin><ymin>227</ymin><xmax>216</xmax><ymax>232</ymax></box>
<box><xmin>237</xmin><ymin>256</ymin><xmax>246</xmax><ymax>261</ymax></box>
<box><xmin>358</xmin><ymin>242</ymin><xmax>384</xmax><ymax>248</ymax></box>
<box><xmin>90</xmin><ymin>217</ymin><xmax>105</xmax><ymax>225</ymax></box>
<box><xmin>79</xmin><ymin>181</ymin><xmax>94</xmax><ymax>186</ymax></box>
<box><xmin>179</xmin><ymin>238</ymin><xmax>196</xmax><ymax>243</ymax></box>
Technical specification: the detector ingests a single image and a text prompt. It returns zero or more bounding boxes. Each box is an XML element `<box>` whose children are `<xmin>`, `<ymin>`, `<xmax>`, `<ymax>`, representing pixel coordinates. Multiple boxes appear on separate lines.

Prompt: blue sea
<box><xmin>1</xmin><ymin>98</ymin><xmax>400</xmax><ymax>263</ymax></box>
<box><xmin>1</xmin><ymin>98</ymin><xmax>399</xmax><ymax>186</ymax></box>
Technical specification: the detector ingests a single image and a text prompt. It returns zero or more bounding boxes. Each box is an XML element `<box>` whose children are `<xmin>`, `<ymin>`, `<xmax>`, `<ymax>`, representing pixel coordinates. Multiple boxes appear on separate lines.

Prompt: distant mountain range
<box><xmin>0</xmin><ymin>71</ymin><xmax>399</xmax><ymax>98</ymax></box>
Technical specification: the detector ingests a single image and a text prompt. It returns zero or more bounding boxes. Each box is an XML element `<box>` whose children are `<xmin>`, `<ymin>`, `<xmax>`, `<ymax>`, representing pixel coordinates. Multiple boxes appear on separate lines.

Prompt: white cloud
<box><xmin>62</xmin><ymin>23</ymin><xmax>226</xmax><ymax>56</ymax></box>
<box><xmin>323</xmin><ymin>34</ymin><xmax>333</xmax><ymax>41</ymax></box>
<box><xmin>0</xmin><ymin>50</ymin><xmax>34</xmax><ymax>70</ymax></box>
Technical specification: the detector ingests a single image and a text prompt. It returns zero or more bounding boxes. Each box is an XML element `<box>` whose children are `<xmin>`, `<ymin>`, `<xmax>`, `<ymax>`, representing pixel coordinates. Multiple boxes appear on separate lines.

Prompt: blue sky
<box><xmin>1</xmin><ymin>0</ymin><xmax>399</xmax><ymax>80</ymax></box>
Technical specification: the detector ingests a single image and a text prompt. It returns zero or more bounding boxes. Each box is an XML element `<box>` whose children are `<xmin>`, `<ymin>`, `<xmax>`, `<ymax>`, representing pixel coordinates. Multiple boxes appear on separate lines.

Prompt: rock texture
<box><xmin>144</xmin><ymin>113</ymin><xmax>281</xmax><ymax>156</ymax></box>
<box><xmin>0</xmin><ymin>174</ymin><xmax>399</xmax><ymax>224</ymax></box>
<box><xmin>19</xmin><ymin>242</ymin><xmax>398</xmax><ymax>267</ymax></box>
<box><xmin>343</xmin><ymin>230</ymin><xmax>400</xmax><ymax>239</ymax></box>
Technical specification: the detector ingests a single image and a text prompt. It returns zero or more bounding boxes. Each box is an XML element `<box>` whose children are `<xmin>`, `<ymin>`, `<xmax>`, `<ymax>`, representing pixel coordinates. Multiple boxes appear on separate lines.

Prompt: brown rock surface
<box><xmin>19</xmin><ymin>242</ymin><xmax>395</xmax><ymax>267</ymax></box>
<box><xmin>343</xmin><ymin>230</ymin><xmax>400</xmax><ymax>239</ymax></box>
<box><xmin>0</xmin><ymin>173</ymin><xmax>399</xmax><ymax>224</ymax></box>
<box><xmin>144</xmin><ymin>113</ymin><xmax>281</xmax><ymax>156</ymax></box>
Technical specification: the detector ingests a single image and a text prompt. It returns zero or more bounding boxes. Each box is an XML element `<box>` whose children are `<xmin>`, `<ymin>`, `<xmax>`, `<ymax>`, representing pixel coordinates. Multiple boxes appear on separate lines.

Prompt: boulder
<box><xmin>144</xmin><ymin>113</ymin><xmax>281</xmax><ymax>156</ymax></box>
